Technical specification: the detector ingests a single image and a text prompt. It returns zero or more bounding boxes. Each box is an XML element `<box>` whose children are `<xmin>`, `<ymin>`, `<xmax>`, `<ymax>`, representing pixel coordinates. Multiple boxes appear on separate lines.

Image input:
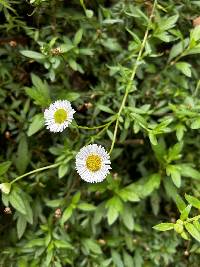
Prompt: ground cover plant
<box><xmin>1</xmin><ymin>0</ymin><xmax>200</xmax><ymax>266</ymax></box>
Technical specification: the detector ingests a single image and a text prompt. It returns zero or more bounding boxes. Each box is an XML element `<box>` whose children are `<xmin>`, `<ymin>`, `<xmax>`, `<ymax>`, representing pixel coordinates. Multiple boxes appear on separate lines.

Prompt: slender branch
<box><xmin>77</xmin><ymin>122</ymin><xmax>112</xmax><ymax>130</ymax></box>
<box><xmin>109</xmin><ymin>0</ymin><xmax>157</xmax><ymax>155</ymax></box>
<box><xmin>10</xmin><ymin>163</ymin><xmax>60</xmax><ymax>185</ymax></box>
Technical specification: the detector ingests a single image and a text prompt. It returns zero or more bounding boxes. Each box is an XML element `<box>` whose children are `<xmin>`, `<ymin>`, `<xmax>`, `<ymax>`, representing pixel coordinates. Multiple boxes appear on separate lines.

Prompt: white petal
<box><xmin>44</xmin><ymin>100</ymin><xmax>75</xmax><ymax>133</ymax></box>
<box><xmin>75</xmin><ymin>144</ymin><xmax>111</xmax><ymax>183</ymax></box>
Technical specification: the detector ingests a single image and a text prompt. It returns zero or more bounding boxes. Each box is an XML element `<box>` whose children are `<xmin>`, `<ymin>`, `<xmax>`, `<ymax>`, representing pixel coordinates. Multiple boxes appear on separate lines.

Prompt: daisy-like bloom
<box><xmin>75</xmin><ymin>144</ymin><xmax>111</xmax><ymax>183</ymax></box>
<box><xmin>44</xmin><ymin>100</ymin><xmax>75</xmax><ymax>132</ymax></box>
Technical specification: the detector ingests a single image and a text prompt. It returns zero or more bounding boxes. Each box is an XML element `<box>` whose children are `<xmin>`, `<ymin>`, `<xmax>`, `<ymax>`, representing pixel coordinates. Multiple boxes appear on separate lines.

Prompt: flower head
<box><xmin>75</xmin><ymin>144</ymin><xmax>111</xmax><ymax>183</ymax></box>
<box><xmin>44</xmin><ymin>100</ymin><xmax>75</xmax><ymax>132</ymax></box>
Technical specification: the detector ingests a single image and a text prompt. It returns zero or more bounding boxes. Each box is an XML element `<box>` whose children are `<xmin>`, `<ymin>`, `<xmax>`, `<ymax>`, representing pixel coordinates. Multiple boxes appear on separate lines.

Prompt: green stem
<box><xmin>193</xmin><ymin>79</ymin><xmax>200</xmax><ymax>96</ymax></box>
<box><xmin>10</xmin><ymin>163</ymin><xmax>60</xmax><ymax>185</ymax></box>
<box><xmin>109</xmin><ymin>0</ymin><xmax>157</xmax><ymax>155</ymax></box>
<box><xmin>77</xmin><ymin>122</ymin><xmax>111</xmax><ymax>130</ymax></box>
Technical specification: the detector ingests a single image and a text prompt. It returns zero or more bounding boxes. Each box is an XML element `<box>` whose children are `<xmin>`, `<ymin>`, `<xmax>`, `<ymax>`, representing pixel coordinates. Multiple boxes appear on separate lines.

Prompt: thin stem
<box><xmin>77</xmin><ymin>122</ymin><xmax>111</xmax><ymax>130</ymax></box>
<box><xmin>193</xmin><ymin>79</ymin><xmax>200</xmax><ymax>96</ymax></box>
<box><xmin>109</xmin><ymin>0</ymin><xmax>157</xmax><ymax>155</ymax></box>
<box><xmin>10</xmin><ymin>163</ymin><xmax>60</xmax><ymax>185</ymax></box>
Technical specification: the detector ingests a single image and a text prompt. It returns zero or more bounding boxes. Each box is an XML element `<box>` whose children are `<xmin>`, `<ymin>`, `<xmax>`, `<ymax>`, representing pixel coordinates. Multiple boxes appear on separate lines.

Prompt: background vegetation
<box><xmin>1</xmin><ymin>0</ymin><xmax>200</xmax><ymax>266</ymax></box>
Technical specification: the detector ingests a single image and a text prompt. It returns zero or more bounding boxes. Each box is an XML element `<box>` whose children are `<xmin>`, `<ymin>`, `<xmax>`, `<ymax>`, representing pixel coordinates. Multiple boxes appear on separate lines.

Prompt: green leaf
<box><xmin>151</xmin><ymin>138</ymin><xmax>166</xmax><ymax>162</ymax></box>
<box><xmin>153</xmin><ymin>223</ymin><xmax>174</xmax><ymax>231</ymax></box>
<box><xmin>185</xmin><ymin>222</ymin><xmax>200</xmax><ymax>242</ymax></box>
<box><xmin>179</xmin><ymin>164</ymin><xmax>200</xmax><ymax>180</ymax></box>
<box><xmin>185</xmin><ymin>194</ymin><xmax>200</xmax><ymax>209</ymax></box>
<box><xmin>61</xmin><ymin>206</ymin><xmax>73</xmax><ymax>225</ymax></box>
<box><xmin>176</xmin><ymin>124</ymin><xmax>186</xmax><ymax>141</ymax></box>
<box><xmin>20</xmin><ymin>50</ymin><xmax>45</xmax><ymax>60</ymax></box>
<box><xmin>191</xmin><ymin>117</ymin><xmax>200</xmax><ymax>129</ymax></box>
<box><xmin>175</xmin><ymin>62</ymin><xmax>191</xmax><ymax>77</ymax></box>
<box><xmin>159</xmin><ymin>15</ymin><xmax>179</xmax><ymax>31</ymax></box>
<box><xmin>78</xmin><ymin>202</ymin><xmax>96</xmax><ymax>211</ymax></box>
<box><xmin>149</xmin><ymin>133</ymin><xmax>158</xmax><ymax>145</ymax></box>
<box><xmin>138</xmin><ymin>173</ymin><xmax>161</xmax><ymax>198</ymax></box>
<box><xmin>166</xmin><ymin>165</ymin><xmax>181</xmax><ymax>188</ymax></box>
<box><xmin>27</xmin><ymin>113</ymin><xmax>44</xmax><ymax>136</ymax></box>
<box><xmin>72</xmin><ymin>191</ymin><xmax>81</xmax><ymax>204</ymax></box>
<box><xmin>9</xmin><ymin>190</ymin><xmax>26</xmax><ymax>215</ymax></box>
<box><xmin>118</xmin><ymin>187</ymin><xmax>140</xmax><ymax>202</ymax></box>
<box><xmin>45</xmin><ymin>198</ymin><xmax>63</xmax><ymax>208</ymax></box>
<box><xmin>97</xmin><ymin>104</ymin><xmax>114</xmax><ymax>114</ymax></box>
<box><xmin>68</xmin><ymin>58</ymin><xmax>77</xmax><ymax>71</ymax></box>
<box><xmin>174</xmin><ymin>194</ymin><xmax>186</xmax><ymax>212</ymax></box>
<box><xmin>73</xmin><ymin>29</ymin><xmax>83</xmax><ymax>45</ymax></box>
<box><xmin>65</xmin><ymin>92</ymin><xmax>80</xmax><ymax>101</ymax></box>
<box><xmin>106</xmin><ymin>129</ymin><xmax>114</xmax><ymax>141</ymax></box>
<box><xmin>82</xmin><ymin>238</ymin><xmax>102</xmax><ymax>254</ymax></box>
<box><xmin>111</xmin><ymin>250</ymin><xmax>124</xmax><ymax>267</ymax></box>
<box><xmin>0</xmin><ymin>161</ymin><xmax>11</xmax><ymax>176</ymax></box>
<box><xmin>17</xmin><ymin>215</ymin><xmax>27</xmax><ymax>239</ymax></box>
<box><xmin>121</xmin><ymin>206</ymin><xmax>134</xmax><ymax>231</ymax></box>
<box><xmin>168</xmin><ymin>38</ymin><xmax>189</xmax><ymax>61</ymax></box>
<box><xmin>21</xmin><ymin>193</ymin><xmax>33</xmax><ymax>224</ymax></box>
<box><xmin>167</xmin><ymin>142</ymin><xmax>183</xmax><ymax>163</ymax></box>
<box><xmin>123</xmin><ymin>251</ymin><xmax>134</xmax><ymax>267</ymax></box>
<box><xmin>190</xmin><ymin>25</ymin><xmax>200</xmax><ymax>41</ymax></box>
<box><xmin>58</xmin><ymin>164</ymin><xmax>69</xmax><ymax>178</ymax></box>
<box><xmin>54</xmin><ymin>240</ymin><xmax>73</xmax><ymax>249</ymax></box>
<box><xmin>180</xmin><ymin>205</ymin><xmax>191</xmax><ymax>221</ymax></box>
<box><xmin>106</xmin><ymin>196</ymin><xmax>123</xmax><ymax>225</ymax></box>
<box><xmin>15</xmin><ymin>135</ymin><xmax>29</xmax><ymax>174</ymax></box>
<box><xmin>131</xmin><ymin>112</ymin><xmax>148</xmax><ymax>130</ymax></box>
<box><xmin>25</xmin><ymin>74</ymin><xmax>51</xmax><ymax>107</ymax></box>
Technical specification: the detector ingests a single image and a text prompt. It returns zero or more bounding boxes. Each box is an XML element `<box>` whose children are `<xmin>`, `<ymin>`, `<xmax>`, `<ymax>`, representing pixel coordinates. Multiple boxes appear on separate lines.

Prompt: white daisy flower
<box><xmin>44</xmin><ymin>100</ymin><xmax>75</xmax><ymax>132</ymax></box>
<box><xmin>75</xmin><ymin>144</ymin><xmax>111</xmax><ymax>183</ymax></box>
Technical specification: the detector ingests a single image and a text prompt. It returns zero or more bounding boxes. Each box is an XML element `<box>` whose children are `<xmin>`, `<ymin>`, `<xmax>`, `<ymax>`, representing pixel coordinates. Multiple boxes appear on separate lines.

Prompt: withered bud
<box><xmin>51</xmin><ymin>47</ymin><xmax>62</xmax><ymax>55</ymax></box>
<box><xmin>95</xmin><ymin>191</ymin><xmax>101</xmax><ymax>198</ymax></box>
<box><xmin>90</xmin><ymin>94</ymin><xmax>96</xmax><ymax>99</ymax></box>
<box><xmin>113</xmin><ymin>173</ymin><xmax>118</xmax><ymax>179</ymax></box>
<box><xmin>184</xmin><ymin>250</ymin><xmax>189</xmax><ymax>256</ymax></box>
<box><xmin>96</xmin><ymin>29</ymin><xmax>102</xmax><ymax>36</ymax></box>
<box><xmin>193</xmin><ymin>17</ymin><xmax>200</xmax><ymax>27</ymax></box>
<box><xmin>9</xmin><ymin>40</ymin><xmax>17</xmax><ymax>47</ymax></box>
<box><xmin>64</xmin><ymin>224</ymin><xmax>69</xmax><ymax>230</ymax></box>
<box><xmin>84</xmin><ymin>102</ymin><xmax>93</xmax><ymax>109</ymax></box>
<box><xmin>5</xmin><ymin>131</ymin><xmax>11</xmax><ymax>139</ymax></box>
<box><xmin>98</xmin><ymin>239</ymin><xmax>106</xmax><ymax>245</ymax></box>
<box><xmin>170</xmin><ymin>217</ymin><xmax>176</xmax><ymax>223</ymax></box>
<box><xmin>4</xmin><ymin>207</ymin><xmax>12</xmax><ymax>214</ymax></box>
<box><xmin>54</xmin><ymin>208</ymin><xmax>62</xmax><ymax>218</ymax></box>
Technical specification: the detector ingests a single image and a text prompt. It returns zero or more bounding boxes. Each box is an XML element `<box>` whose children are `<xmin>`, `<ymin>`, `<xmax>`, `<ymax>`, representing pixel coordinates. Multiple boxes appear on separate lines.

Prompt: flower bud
<box><xmin>0</xmin><ymin>183</ymin><xmax>11</xmax><ymax>194</ymax></box>
<box><xmin>174</xmin><ymin>219</ymin><xmax>184</xmax><ymax>234</ymax></box>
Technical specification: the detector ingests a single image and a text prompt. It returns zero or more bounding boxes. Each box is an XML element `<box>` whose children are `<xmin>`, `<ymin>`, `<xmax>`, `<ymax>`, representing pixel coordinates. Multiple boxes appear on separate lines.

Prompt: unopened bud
<box><xmin>0</xmin><ymin>183</ymin><xmax>11</xmax><ymax>194</ymax></box>
<box><xmin>174</xmin><ymin>219</ymin><xmax>184</xmax><ymax>234</ymax></box>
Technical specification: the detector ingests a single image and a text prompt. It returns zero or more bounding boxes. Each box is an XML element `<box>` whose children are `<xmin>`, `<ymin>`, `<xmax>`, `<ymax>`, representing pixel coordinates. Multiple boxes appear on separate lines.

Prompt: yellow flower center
<box><xmin>54</xmin><ymin>109</ymin><xmax>68</xmax><ymax>124</ymax></box>
<box><xmin>86</xmin><ymin>154</ymin><xmax>102</xmax><ymax>172</ymax></box>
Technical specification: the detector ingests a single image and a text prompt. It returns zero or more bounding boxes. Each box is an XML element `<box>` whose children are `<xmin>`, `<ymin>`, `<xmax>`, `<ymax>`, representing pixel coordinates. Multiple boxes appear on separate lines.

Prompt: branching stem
<box><xmin>109</xmin><ymin>0</ymin><xmax>157</xmax><ymax>155</ymax></box>
<box><xmin>10</xmin><ymin>163</ymin><xmax>60</xmax><ymax>185</ymax></box>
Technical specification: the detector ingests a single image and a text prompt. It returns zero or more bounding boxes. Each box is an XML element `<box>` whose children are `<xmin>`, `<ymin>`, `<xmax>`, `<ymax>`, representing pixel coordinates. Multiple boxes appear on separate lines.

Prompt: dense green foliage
<box><xmin>1</xmin><ymin>0</ymin><xmax>200</xmax><ymax>266</ymax></box>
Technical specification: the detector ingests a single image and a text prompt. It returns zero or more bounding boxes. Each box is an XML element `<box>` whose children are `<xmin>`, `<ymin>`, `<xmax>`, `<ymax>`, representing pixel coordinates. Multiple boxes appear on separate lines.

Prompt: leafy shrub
<box><xmin>1</xmin><ymin>0</ymin><xmax>200</xmax><ymax>266</ymax></box>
